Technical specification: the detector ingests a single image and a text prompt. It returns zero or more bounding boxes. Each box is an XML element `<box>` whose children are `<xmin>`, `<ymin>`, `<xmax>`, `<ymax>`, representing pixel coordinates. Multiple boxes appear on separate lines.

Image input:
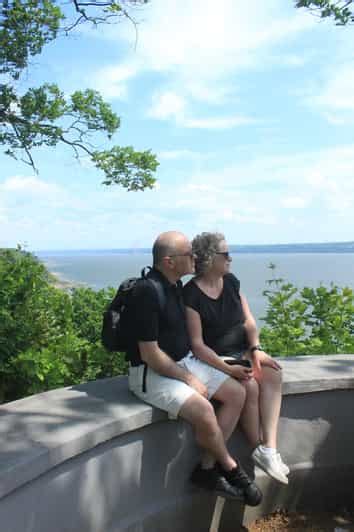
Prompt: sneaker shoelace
<box><xmin>228</xmin><ymin>466</ymin><xmax>251</xmax><ymax>487</ymax></box>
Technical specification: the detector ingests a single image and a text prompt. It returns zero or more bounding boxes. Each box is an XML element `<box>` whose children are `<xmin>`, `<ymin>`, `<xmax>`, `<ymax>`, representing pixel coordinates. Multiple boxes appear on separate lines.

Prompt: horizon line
<box><xmin>33</xmin><ymin>240</ymin><xmax>354</xmax><ymax>253</ymax></box>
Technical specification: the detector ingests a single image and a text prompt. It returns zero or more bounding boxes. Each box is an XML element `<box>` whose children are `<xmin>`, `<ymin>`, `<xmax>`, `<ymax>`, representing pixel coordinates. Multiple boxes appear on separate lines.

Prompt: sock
<box><xmin>259</xmin><ymin>445</ymin><xmax>277</xmax><ymax>456</ymax></box>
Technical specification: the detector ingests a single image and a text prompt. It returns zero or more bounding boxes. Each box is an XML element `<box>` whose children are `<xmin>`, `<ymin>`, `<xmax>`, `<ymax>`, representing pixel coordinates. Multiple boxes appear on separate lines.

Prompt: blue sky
<box><xmin>1</xmin><ymin>0</ymin><xmax>354</xmax><ymax>250</ymax></box>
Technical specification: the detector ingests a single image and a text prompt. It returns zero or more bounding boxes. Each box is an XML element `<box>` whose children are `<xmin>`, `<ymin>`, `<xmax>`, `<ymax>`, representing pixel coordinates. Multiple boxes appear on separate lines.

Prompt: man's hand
<box><xmin>250</xmin><ymin>349</ymin><xmax>282</xmax><ymax>381</ymax></box>
<box><xmin>185</xmin><ymin>373</ymin><xmax>208</xmax><ymax>398</ymax></box>
<box><xmin>228</xmin><ymin>365</ymin><xmax>254</xmax><ymax>381</ymax></box>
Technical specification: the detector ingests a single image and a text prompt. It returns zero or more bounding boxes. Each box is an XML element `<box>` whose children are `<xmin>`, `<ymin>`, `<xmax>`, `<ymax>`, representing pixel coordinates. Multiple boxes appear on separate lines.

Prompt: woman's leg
<box><xmin>240</xmin><ymin>377</ymin><xmax>261</xmax><ymax>449</ymax></box>
<box><xmin>252</xmin><ymin>367</ymin><xmax>288</xmax><ymax>483</ymax></box>
<box><xmin>257</xmin><ymin>366</ymin><xmax>282</xmax><ymax>449</ymax></box>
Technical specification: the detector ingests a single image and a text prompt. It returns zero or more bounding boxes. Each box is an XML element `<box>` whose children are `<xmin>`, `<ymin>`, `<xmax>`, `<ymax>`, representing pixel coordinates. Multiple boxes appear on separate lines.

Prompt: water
<box><xmin>37</xmin><ymin>251</ymin><xmax>354</xmax><ymax>324</ymax></box>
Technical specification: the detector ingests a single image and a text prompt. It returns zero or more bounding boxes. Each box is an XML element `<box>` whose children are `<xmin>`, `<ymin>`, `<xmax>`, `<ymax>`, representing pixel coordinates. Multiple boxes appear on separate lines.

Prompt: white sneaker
<box><xmin>276</xmin><ymin>453</ymin><xmax>290</xmax><ymax>476</ymax></box>
<box><xmin>252</xmin><ymin>445</ymin><xmax>288</xmax><ymax>485</ymax></box>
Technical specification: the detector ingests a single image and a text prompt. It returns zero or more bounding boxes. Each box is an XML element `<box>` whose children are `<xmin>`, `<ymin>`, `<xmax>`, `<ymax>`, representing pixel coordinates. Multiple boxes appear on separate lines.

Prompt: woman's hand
<box><xmin>250</xmin><ymin>349</ymin><xmax>282</xmax><ymax>381</ymax></box>
<box><xmin>228</xmin><ymin>364</ymin><xmax>254</xmax><ymax>381</ymax></box>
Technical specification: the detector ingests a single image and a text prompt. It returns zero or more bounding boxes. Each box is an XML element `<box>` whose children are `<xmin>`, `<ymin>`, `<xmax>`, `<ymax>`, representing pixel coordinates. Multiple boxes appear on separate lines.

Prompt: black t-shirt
<box><xmin>183</xmin><ymin>273</ymin><xmax>248</xmax><ymax>355</ymax></box>
<box><xmin>126</xmin><ymin>268</ymin><xmax>190</xmax><ymax>365</ymax></box>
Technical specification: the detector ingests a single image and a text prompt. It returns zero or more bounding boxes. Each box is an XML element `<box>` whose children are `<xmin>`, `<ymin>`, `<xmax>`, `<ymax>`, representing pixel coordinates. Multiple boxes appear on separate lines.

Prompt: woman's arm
<box><xmin>240</xmin><ymin>293</ymin><xmax>281</xmax><ymax>374</ymax></box>
<box><xmin>240</xmin><ymin>292</ymin><xmax>259</xmax><ymax>347</ymax></box>
<box><xmin>185</xmin><ymin>306</ymin><xmax>253</xmax><ymax>380</ymax></box>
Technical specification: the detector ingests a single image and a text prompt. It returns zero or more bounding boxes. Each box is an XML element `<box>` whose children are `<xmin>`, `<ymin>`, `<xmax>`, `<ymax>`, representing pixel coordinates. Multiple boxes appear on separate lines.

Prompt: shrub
<box><xmin>0</xmin><ymin>248</ymin><xmax>127</xmax><ymax>402</ymax></box>
<box><xmin>260</xmin><ymin>264</ymin><xmax>354</xmax><ymax>356</ymax></box>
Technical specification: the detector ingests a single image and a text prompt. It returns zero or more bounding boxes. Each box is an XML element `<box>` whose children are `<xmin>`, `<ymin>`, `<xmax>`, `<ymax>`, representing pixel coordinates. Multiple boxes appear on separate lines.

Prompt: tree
<box><xmin>295</xmin><ymin>1</ymin><xmax>354</xmax><ymax>25</ymax></box>
<box><xmin>0</xmin><ymin>1</ymin><xmax>158</xmax><ymax>190</ymax></box>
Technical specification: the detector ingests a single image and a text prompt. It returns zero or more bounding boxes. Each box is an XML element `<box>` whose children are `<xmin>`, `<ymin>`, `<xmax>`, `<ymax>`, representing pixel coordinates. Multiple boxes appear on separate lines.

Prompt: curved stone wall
<box><xmin>0</xmin><ymin>355</ymin><xmax>354</xmax><ymax>532</ymax></box>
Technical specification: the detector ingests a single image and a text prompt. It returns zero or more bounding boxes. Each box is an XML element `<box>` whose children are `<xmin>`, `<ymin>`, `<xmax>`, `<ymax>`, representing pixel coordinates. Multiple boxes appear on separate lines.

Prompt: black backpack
<box><xmin>101</xmin><ymin>267</ymin><xmax>166</xmax><ymax>352</ymax></box>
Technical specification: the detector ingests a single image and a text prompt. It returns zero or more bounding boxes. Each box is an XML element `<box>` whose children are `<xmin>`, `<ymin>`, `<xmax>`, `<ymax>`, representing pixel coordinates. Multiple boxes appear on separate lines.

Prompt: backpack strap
<box><xmin>140</xmin><ymin>266</ymin><xmax>166</xmax><ymax>312</ymax></box>
<box><xmin>148</xmin><ymin>278</ymin><xmax>166</xmax><ymax>312</ymax></box>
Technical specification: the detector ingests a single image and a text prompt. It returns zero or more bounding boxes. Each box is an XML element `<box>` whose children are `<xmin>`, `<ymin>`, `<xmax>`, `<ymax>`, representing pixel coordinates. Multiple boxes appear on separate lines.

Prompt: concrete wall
<box><xmin>1</xmin><ymin>355</ymin><xmax>354</xmax><ymax>532</ymax></box>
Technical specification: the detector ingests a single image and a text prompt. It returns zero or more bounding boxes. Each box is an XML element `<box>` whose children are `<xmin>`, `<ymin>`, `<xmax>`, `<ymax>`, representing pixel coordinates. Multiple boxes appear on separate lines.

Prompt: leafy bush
<box><xmin>260</xmin><ymin>264</ymin><xmax>354</xmax><ymax>356</ymax></box>
<box><xmin>0</xmin><ymin>247</ymin><xmax>127</xmax><ymax>402</ymax></box>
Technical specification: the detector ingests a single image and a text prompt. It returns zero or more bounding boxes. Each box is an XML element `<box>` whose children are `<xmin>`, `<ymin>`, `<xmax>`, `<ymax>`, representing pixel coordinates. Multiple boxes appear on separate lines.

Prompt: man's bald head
<box><xmin>152</xmin><ymin>231</ymin><xmax>189</xmax><ymax>267</ymax></box>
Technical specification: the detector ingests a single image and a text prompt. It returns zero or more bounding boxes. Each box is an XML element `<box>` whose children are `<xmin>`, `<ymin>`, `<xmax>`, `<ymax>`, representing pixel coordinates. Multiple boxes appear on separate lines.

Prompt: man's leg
<box><xmin>199</xmin><ymin>377</ymin><xmax>246</xmax><ymax>469</ymax></box>
<box><xmin>178</xmin><ymin>392</ymin><xmax>237</xmax><ymax>471</ymax></box>
<box><xmin>179</xmin><ymin>392</ymin><xmax>247</xmax><ymax>501</ymax></box>
<box><xmin>213</xmin><ymin>377</ymin><xmax>246</xmax><ymax>442</ymax></box>
<box><xmin>179</xmin><ymin>357</ymin><xmax>246</xmax><ymax>467</ymax></box>
<box><xmin>179</xmin><ymin>375</ymin><xmax>263</xmax><ymax>506</ymax></box>
<box><xmin>130</xmin><ymin>363</ymin><xmax>238</xmax><ymax>473</ymax></box>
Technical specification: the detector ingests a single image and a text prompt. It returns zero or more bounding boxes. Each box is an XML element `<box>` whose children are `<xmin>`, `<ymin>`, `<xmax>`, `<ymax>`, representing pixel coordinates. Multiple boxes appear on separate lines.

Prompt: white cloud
<box><xmin>158</xmin><ymin>149</ymin><xmax>207</xmax><ymax>161</ymax></box>
<box><xmin>300</xmin><ymin>25</ymin><xmax>354</xmax><ymax>123</ymax></box>
<box><xmin>0</xmin><ymin>175</ymin><xmax>61</xmax><ymax>195</ymax></box>
<box><xmin>0</xmin><ymin>175</ymin><xmax>86</xmax><ymax>212</ymax></box>
<box><xmin>0</xmin><ymin>207</ymin><xmax>8</xmax><ymax>224</ymax></box>
<box><xmin>89</xmin><ymin>0</ymin><xmax>315</xmax><ymax>112</ymax></box>
<box><xmin>2</xmin><ymin>143</ymin><xmax>354</xmax><ymax>249</ymax></box>
<box><xmin>311</xmin><ymin>64</ymin><xmax>354</xmax><ymax>112</ymax></box>
<box><xmin>184</xmin><ymin>82</ymin><xmax>237</xmax><ymax>105</ymax></box>
<box><xmin>183</xmin><ymin>115</ymin><xmax>256</xmax><ymax>130</ymax></box>
<box><xmin>148</xmin><ymin>89</ymin><xmax>256</xmax><ymax>129</ymax></box>
<box><xmin>148</xmin><ymin>91</ymin><xmax>186</xmax><ymax>120</ymax></box>
<box><xmin>128</xmin><ymin>0</ymin><xmax>313</xmax><ymax>77</ymax></box>
<box><xmin>89</xmin><ymin>62</ymin><xmax>139</xmax><ymax>100</ymax></box>
<box><xmin>273</xmin><ymin>53</ymin><xmax>308</xmax><ymax>68</ymax></box>
<box><xmin>281</xmin><ymin>196</ymin><xmax>308</xmax><ymax>209</ymax></box>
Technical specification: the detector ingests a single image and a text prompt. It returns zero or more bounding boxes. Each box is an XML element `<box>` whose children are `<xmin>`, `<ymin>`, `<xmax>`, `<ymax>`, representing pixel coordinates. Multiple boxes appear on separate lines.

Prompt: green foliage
<box><xmin>0</xmin><ymin>248</ymin><xmax>127</xmax><ymax>403</ymax></box>
<box><xmin>295</xmin><ymin>1</ymin><xmax>354</xmax><ymax>25</ymax></box>
<box><xmin>301</xmin><ymin>285</ymin><xmax>354</xmax><ymax>353</ymax></box>
<box><xmin>0</xmin><ymin>1</ymin><xmax>158</xmax><ymax>189</ymax></box>
<box><xmin>0</xmin><ymin>0</ymin><xmax>62</xmax><ymax>78</ymax></box>
<box><xmin>260</xmin><ymin>263</ymin><xmax>354</xmax><ymax>356</ymax></box>
<box><xmin>71</xmin><ymin>286</ymin><xmax>114</xmax><ymax>343</ymax></box>
<box><xmin>94</xmin><ymin>146</ymin><xmax>159</xmax><ymax>190</ymax></box>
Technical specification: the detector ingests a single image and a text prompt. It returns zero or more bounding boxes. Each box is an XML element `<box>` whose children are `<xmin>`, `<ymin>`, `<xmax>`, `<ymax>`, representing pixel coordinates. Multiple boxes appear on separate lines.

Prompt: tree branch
<box><xmin>11</xmin><ymin>122</ymin><xmax>37</xmax><ymax>171</ymax></box>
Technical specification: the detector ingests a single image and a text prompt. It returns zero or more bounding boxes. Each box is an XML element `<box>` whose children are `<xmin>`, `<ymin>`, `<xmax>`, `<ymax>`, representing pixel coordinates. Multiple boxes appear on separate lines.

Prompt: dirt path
<box><xmin>247</xmin><ymin>509</ymin><xmax>354</xmax><ymax>531</ymax></box>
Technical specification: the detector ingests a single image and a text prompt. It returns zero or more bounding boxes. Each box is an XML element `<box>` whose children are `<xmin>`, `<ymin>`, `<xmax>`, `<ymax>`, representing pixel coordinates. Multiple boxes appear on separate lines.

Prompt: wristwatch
<box><xmin>250</xmin><ymin>344</ymin><xmax>263</xmax><ymax>353</ymax></box>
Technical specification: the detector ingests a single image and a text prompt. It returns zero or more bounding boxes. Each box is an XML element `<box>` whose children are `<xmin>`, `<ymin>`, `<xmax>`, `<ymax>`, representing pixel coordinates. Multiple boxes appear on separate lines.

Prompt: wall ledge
<box><xmin>0</xmin><ymin>354</ymin><xmax>353</xmax><ymax>501</ymax></box>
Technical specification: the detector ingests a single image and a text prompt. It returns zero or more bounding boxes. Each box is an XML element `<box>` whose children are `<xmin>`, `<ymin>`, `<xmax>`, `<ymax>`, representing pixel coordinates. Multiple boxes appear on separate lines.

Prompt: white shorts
<box><xmin>128</xmin><ymin>353</ymin><xmax>229</xmax><ymax>419</ymax></box>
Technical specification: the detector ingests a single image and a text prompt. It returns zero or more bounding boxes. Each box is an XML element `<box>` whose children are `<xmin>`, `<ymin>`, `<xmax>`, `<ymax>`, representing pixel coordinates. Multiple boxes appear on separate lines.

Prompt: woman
<box><xmin>183</xmin><ymin>232</ymin><xmax>289</xmax><ymax>484</ymax></box>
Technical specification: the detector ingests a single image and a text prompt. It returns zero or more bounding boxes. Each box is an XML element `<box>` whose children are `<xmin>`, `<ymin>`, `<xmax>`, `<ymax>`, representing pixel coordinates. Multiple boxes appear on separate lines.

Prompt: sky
<box><xmin>1</xmin><ymin>0</ymin><xmax>354</xmax><ymax>250</ymax></box>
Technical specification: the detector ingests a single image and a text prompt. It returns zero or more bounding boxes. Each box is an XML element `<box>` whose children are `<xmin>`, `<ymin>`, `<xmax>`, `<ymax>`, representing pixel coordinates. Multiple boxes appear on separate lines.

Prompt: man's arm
<box><xmin>139</xmin><ymin>341</ymin><xmax>208</xmax><ymax>398</ymax></box>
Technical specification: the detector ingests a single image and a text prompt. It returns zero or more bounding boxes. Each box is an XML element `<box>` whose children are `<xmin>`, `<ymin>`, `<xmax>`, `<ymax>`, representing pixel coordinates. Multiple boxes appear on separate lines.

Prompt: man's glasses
<box><xmin>215</xmin><ymin>251</ymin><xmax>231</xmax><ymax>260</ymax></box>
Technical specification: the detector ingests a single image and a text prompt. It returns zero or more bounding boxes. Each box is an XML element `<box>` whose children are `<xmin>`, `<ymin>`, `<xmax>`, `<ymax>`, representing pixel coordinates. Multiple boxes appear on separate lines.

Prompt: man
<box><xmin>127</xmin><ymin>231</ymin><xmax>262</xmax><ymax>505</ymax></box>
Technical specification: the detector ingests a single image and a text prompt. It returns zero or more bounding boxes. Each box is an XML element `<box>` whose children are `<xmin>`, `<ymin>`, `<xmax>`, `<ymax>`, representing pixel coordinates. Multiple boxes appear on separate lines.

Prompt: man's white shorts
<box><xmin>128</xmin><ymin>353</ymin><xmax>229</xmax><ymax>419</ymax></box>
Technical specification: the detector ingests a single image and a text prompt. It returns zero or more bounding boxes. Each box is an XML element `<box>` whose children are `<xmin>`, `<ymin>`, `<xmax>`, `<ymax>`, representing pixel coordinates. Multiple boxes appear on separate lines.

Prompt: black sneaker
<box><xmin>190</xmin><ymin>464</ymin><xmax>245</xmax><ymax>501</ymax></box>
<box><xmin>219</xmin><ymin>462</ymin><xmax>263</xmax><ymax>507</ymax></box>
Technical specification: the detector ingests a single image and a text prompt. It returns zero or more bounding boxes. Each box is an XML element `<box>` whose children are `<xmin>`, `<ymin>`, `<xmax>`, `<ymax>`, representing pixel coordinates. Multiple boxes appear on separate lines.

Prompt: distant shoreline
<box><xmin>36</xmin><ymin>241</ymin><xmax>354</xmax><ymax>255</ymax></box>
<box><xmin>49</xmin><ymin>270</ymin><xmax>85</xmax><ymax>291</ymax></box>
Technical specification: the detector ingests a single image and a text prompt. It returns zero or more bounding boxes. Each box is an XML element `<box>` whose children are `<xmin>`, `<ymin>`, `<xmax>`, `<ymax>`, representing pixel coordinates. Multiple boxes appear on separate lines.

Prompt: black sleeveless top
<box><xmin>183</xmin><ymin>273</ymin><xmax>248</xmax><ymax>356</ymax></box>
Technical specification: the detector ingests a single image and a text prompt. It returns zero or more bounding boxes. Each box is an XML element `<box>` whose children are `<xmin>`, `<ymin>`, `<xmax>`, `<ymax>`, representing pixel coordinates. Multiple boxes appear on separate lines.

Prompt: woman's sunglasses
<box><xmin>215</xmin><ymin>251</ymin><xmax>231</xmax><ymax>260</ymax></box>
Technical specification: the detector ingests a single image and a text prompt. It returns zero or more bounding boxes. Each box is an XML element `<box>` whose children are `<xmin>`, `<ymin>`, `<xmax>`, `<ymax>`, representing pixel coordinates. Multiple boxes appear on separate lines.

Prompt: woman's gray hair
<box><xmin>192</xmin><ymin>232</ymin><xmax>225</xmax><ymax>275</ymax></box>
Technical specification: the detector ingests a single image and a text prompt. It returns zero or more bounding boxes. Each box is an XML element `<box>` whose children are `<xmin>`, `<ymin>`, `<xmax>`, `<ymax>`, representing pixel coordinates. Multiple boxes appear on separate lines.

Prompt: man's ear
<box><xmin>161</xmin><ymin>256</ymin><xmax>172</xmax><ymax>269</ymax></box>
<box><xmin>167</xmin><ymin>257</ymin><xmax>177</xmax><ymax>271</ymax></box>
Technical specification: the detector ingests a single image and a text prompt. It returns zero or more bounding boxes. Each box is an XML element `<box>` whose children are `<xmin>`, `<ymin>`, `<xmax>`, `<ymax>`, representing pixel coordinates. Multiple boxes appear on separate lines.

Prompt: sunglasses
<box><xmin>215</xmin><ymin>251</ymin><xmax>231</xmax><ymax>260</ymax></box>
